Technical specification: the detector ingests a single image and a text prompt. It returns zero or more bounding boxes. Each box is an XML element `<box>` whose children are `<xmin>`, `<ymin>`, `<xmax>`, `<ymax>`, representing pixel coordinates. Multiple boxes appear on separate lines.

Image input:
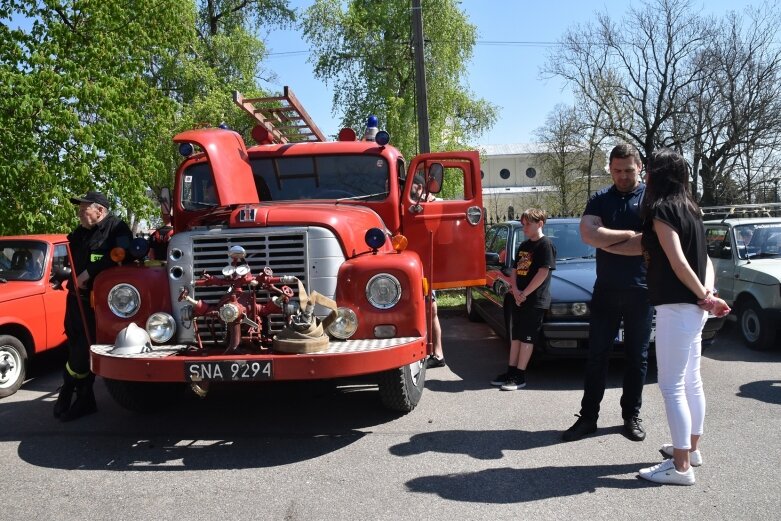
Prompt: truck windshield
<box><xmin>250</xmin><ymin>155</ymin><xmax>389</xmax><ymax>202</ymax></box>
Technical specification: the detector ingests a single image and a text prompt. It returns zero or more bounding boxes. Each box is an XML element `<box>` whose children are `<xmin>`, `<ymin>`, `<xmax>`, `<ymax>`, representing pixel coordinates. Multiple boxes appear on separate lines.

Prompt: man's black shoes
<box><xmin>426</xmin><ymin>355</ymin><xmax>446</xmax><ymax>369</ymax></box>
<box><xmin>623</xmin><ymin>416</ymin><xmax>646</xmax><ymax>441</ymax></box>
<box><xmin>562</xmin><ymin>415</ymin><xmax>597</xmax><ymax>442</ymax></box>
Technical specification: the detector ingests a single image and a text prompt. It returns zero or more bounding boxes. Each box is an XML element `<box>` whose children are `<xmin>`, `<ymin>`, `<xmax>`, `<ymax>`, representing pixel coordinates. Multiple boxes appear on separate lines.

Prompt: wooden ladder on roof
<box><xmin>233</xmin><ymin>87</ymin><xmax>326</xmax><ymax>144</ymax></box>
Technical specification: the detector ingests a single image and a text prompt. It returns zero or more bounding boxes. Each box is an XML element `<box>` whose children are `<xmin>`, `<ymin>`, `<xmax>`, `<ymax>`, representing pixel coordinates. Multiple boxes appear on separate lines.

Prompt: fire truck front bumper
<box><xmin>90</xmin><ymin>337</ymin><xmax>426</xmax><ymax>383</ymax></box>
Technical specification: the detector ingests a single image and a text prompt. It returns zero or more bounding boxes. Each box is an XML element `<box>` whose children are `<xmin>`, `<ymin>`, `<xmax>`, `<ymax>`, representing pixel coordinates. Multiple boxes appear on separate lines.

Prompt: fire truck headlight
<box><xmin>107</xmin><ymin>284</ymin><xmax>141</xmax><ymax>318</ymax></box>
<box><xmin>366</xmin><ymin>274</ymin><xmax>402</xmax><ymax>309</ymax></box>
<box><xmin>146</xmin><ymin>312</ymin><xmax>176</xmax><ymax>343</ymax></box>
<box><xmin>326</xmin><ymin>307</ymin><xmax>358</xmax><ymax>339</ymax></box>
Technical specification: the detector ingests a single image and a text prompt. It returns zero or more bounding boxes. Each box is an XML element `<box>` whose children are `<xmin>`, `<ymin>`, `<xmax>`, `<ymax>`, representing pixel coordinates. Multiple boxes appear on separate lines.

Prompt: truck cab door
<box><xmin>401</xmin><ymin>151</ymin><xmax>485</xmax><ymax>290</ymax></box>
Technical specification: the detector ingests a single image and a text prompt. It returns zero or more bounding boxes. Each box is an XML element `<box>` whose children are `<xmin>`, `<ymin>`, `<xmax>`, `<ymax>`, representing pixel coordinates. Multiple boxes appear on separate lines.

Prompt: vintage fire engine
<box><xmin>89</xmin><ymin>87</ymin><xmax>485</xmax><ymax>412</ymax></box>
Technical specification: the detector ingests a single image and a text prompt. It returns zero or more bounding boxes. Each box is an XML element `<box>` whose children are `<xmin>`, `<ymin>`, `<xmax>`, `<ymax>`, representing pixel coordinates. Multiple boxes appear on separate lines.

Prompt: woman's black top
<box><xmin>641</xmin><ymin>200</ymin><xmax>706</xmax><ymax>306</ymax></box>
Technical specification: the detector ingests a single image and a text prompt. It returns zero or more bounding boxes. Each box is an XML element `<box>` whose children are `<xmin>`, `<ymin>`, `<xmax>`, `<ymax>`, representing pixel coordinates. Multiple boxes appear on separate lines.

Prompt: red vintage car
<box><xmin>0</xmin><ymin>234</ymin><xmax>69</xmax><ymax>397</ymax></box>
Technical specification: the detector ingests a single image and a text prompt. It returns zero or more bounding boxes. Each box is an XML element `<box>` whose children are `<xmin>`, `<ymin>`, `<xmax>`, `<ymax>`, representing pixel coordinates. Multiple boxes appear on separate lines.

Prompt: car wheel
<box><xmin>377</xmin><ymin>359</ymin><xmax>427</xmax><ymax>413</ymax></box>
<box><xmin>104</xmin><ymin>378</ymin><xmax>185</xmax><ymax>412</ymax></box>
<box><xmin>0</xmin><ymin>335</ymin><xmax>27</xmax><ymax>398</ymax></box>
<box><xmin>738</xmin><ymin>298</ymin><xmax>777</xmax><ymax>351</ymax></box>
<box><xmin>465</xmin><ymin>287</ymin><xmax>483</xmax><ymax>322</ymax></box>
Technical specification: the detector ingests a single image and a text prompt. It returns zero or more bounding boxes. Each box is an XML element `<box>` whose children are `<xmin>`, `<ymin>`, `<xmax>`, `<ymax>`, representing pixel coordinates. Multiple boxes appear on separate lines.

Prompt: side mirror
<box><xmin>720</xmin><ymin>245</ymin><xmax>732</xmax><ymax>259</ymax></box>
<box><xmin>485</xmin><ymin>252</ymin><xmax>500</xmax><ymax>265</ymax></box>
<box><xmin>159</xmin><ymin>187</ymin><xmax>172</xmax><ymax>225</ymax></box>
<box><xmin>51</xmin><ymin>265</ymin><xmax>71</xmax><ymax>282</ymax></box>
<box><xmin>50</xmin><ymin>265</ymin><xmax>72</xmax><ymax>290</ymax></box>
<box><xmin>427</xmin><ymin>163</ymin><xmax>444</xmax><ymax>194</ymax></box>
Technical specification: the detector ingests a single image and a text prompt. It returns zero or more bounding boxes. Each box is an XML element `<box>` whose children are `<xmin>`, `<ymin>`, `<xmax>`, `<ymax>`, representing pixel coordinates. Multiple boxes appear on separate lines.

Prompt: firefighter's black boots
<box><xmin>60</xmin><ymin>373</ymin><xmax>97</xmax><ymax>422</ymax></box>
<box><xmin>53</xmin><ymin>369</ymin><xmax>77</xmax><ymax>419</ymax></box>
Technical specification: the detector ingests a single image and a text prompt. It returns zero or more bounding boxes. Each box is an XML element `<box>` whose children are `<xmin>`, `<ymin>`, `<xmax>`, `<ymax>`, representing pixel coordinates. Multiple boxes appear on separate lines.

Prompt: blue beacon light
<box><xmin>365</xmin><ymin>228</ymin><xmax>387</xmax><ymax>251</ymax></box>
<box><xmin>178</xmin><ymin>143</ymin><xmax>194</xmax><ymax>157</ymax></box>
<box><xmin>375</xmin><ymin>130</ymin><xmax>390</xmax><ymax>146</ymax></box>
<box><xmin>364</xmin><ymin>115</ymin><xmax>379</xmax><ymax>141</ymax></box>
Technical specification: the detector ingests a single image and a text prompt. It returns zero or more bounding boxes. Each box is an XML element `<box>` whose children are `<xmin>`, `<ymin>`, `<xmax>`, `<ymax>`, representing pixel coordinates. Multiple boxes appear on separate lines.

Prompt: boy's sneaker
<box><xmin>638</xmin><ymin>458</ymin><xmax>695</xmax><ymax>486</ymax></box>
<box><xmin>660</xmin><ymin>444</ymin><xmax>702</xmax><ymax>467</ymax></box>
<box><xmin>491</xmin><ymin>372</ymin><xmax>511</xmax><ymax>386</ymax></box>
<box><xmin>500</xmin><ymin>374</ymin><xmax>526</xmax><ymax>390</ymax></box>
<box><xmin>426</xmin><ymin>355</ymin><xmax>446</xmax><ymax>369</ymax></box>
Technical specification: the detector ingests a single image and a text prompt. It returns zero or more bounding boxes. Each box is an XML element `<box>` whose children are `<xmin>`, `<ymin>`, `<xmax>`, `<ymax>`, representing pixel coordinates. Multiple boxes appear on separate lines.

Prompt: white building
<box><xmin>478</xmin><ymin>143</ymin><xmax>610</xmax><ymax>223</ymax></box>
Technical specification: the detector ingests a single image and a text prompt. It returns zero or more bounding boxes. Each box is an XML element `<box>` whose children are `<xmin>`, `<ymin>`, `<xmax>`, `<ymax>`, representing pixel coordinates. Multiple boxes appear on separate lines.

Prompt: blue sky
<box><xmin>260</xmin><ymin>0</ymin><xmax>761</xmax><ymax>145</ymax></box>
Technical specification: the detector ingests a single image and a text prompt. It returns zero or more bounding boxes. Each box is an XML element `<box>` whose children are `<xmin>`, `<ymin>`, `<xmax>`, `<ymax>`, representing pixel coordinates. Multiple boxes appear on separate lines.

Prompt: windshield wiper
<box><xmin>335</xmin><ymin>191</ymin><xmax>389</xmax><ymax>202</ymax></box>
<box><xmin>190</xmin><ymin>201</ymin><xmax>218</xmax><ymax>208</ymax></box>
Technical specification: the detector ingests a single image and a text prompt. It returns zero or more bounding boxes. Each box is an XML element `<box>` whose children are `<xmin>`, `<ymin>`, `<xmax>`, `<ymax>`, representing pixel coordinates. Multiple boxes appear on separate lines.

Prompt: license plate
<box><xmin>616</xmin><ymin>329</ymin><xmax>656</xmax><ymax>342</ymax></box>
<box><xmin>185</xmin><ymin>360</ymin><xmax>272</xmax><ymax>382</ymax></box>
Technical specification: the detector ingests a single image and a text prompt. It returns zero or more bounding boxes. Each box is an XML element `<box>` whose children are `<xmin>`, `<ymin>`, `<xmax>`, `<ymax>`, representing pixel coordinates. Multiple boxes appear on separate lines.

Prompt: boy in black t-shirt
<box><xmin>491</xmin><ymin>209</ymin><xmax>556</xmax><ymax>390</ymax></box>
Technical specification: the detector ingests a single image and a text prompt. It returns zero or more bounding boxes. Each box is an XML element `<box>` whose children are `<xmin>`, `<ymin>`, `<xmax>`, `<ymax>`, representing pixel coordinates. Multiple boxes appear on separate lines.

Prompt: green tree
<box><xmin>0</xmin><ymin>1</ymin><xmax>293</xmax><ymax>234</ymax></box>
<box><xmin>0</xmin><ymin>1</ymin><xmax>194</xmax><ymax>234</ymax></box>
<box><xmin>301</xmin><ymin>0</ymin><xmax>496</xmax><ymax>159</ymax></box>
<box><xmin>533</xmin><ymin>104</ymin><xmax>590</xmax><ymax>216</ymax></box>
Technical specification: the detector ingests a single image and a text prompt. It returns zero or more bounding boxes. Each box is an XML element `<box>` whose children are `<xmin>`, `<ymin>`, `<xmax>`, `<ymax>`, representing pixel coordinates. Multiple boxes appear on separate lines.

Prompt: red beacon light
<box><xmin>338</xmin><ymin>127</ymin><xmax>357</xmax><ymax>141</ymax></box>
<box><xmin>251</xmin><ymin>124</ymin><xmax>274</xmax><ymax>145</ymax></box>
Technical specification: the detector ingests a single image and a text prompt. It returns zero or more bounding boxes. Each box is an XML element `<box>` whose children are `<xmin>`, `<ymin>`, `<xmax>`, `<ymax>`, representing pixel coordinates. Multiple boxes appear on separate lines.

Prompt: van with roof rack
<box><xmin>702</xmin><ymin>202</ymin><xmax>781</xmax><ymax>351</ymax></box>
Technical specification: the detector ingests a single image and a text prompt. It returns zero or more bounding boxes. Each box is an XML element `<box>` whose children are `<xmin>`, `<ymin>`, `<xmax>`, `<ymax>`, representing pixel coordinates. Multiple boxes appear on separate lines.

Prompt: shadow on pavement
<box><xmin>404</xmin><ymin>462</ymin><xmax>657</xmax><ymax>503</ymax></box>
<box><xmin>703</xmin><ymin>322</ymin><xmax>781</xmax><ymax>363</ymax></box>
<box><xmin>4</xmin><ymin>380</ymin><xmax>398</xmax><ymax>471</ymax></box>
<box><xmin>389</xmin><ymin>426</ymin><xmax>629</xmax><ymax>460</ymax></box>
<box><xmin>736</xmin><ymin>380</ymin><xmax>781</xmax><ymax>405</ymax></box>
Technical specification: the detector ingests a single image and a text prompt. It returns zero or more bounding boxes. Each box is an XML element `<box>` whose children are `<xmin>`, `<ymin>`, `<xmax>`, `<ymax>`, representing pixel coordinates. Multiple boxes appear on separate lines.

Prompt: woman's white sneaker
<box><xmin>639</xmin><ymin>459</ymin><xmax>695</xmax><ymax>486</ymax></box>
<box><xmin>660</xmin><ymin>444</ymin><xmax>702</xmax><ymax>467</ymax></box>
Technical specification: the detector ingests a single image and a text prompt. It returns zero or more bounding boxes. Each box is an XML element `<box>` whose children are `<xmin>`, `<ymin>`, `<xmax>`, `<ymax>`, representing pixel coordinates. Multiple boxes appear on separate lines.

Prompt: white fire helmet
<box><xmin>110</xmin><ymin>322</ymin><xmax>153</xmax><ymax>355</ymax></box>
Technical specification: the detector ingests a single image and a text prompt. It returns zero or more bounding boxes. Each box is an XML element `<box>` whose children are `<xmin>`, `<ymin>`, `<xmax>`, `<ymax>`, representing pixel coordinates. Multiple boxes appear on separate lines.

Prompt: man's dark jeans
<box><xmin>579</xmin><ymin>287</ymin><xmax>652</xmax><ymax>422</ymax></box>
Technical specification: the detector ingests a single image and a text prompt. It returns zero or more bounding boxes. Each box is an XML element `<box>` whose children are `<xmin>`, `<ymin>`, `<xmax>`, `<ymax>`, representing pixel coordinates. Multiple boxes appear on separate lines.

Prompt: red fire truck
<box><xmin>90</xmin><ymin>88</ymin><xmax>484</xmax><ymax>412</ymax></box>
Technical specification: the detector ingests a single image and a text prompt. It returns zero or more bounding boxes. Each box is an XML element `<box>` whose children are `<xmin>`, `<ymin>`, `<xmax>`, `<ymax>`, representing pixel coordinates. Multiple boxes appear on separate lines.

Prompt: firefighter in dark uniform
<box><xmin>54</xmin><ymin>191</ymin><xmax>132</xmax><ymax>421</ymax></box>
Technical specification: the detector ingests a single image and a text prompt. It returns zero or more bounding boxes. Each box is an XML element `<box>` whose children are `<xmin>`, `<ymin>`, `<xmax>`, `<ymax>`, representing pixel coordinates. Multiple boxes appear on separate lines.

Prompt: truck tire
<box><xmin>0</xmin><ymin>335</ymin><xmax>27</xmax><ymax>398</ymax></box>
<box><xmin>465</xmin><ymin>287</ymin><xmax>483</xmax><ymax>322</ymax></box>
<box><xmin>377</xmin><ymin>359</ymin><xmax>426</xmax><ymax>413</ymax></box>
<box><xmin>104</xmin><ymin>378</ymin><xmax>185</xmax><ymax>412</ymax></box>
<box><xmin>738</xmin><ymin>298</ymin><xmax>777</xmax><ymax>351</ymax></box>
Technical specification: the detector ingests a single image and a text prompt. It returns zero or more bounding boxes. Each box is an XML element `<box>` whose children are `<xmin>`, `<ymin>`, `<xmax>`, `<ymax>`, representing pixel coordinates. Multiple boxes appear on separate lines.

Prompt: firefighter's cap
<box><xmin>70</xmin><ymin>191</ymin><xmax>110</xmax><ymax>210</ymax></box>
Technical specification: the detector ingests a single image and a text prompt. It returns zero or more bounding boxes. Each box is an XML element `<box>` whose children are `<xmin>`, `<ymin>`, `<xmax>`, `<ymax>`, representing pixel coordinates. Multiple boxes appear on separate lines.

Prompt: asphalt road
<box><xmin>1</xmin><ymin>314</ymin><xmax>779</xmax><ymax>520</ymax></box>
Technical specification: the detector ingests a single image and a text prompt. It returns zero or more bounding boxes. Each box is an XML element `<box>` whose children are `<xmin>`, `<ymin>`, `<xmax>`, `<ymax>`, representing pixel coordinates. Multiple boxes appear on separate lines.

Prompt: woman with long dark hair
<box><xmin>637</xmin><ymin>148</ymin><xmax>730</xmax><ymax>485</ymax></box>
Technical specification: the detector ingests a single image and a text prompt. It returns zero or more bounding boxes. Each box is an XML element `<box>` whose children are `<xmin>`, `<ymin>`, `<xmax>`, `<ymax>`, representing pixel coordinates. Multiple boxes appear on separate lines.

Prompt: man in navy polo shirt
<box><xmin>562</xmin><ymin>143</ymin><xmax>653</xmax><ymax>442</ymax></box>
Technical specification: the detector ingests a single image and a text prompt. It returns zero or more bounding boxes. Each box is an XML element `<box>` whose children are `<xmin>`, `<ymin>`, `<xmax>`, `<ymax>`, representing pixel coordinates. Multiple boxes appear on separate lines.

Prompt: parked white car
<box><xmin>704</xmin><ymin>205</ymin><xmax>781</xmax><ymax>351</ymax></box>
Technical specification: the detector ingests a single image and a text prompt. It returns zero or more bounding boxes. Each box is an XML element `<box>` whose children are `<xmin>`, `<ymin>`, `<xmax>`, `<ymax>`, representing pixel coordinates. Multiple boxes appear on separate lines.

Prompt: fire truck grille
<box><xmin>190</xmin><ymin>233</ymin><xmax>307</xmax><ymax>341</ymax></box>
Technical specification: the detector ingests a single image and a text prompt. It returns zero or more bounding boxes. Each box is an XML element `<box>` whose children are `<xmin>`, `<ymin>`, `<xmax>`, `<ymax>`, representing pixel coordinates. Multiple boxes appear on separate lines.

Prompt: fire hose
<box><xmin>273</xmin><ymin>278</ymin><xmax>337</xmax><ymax>354</ymax></box>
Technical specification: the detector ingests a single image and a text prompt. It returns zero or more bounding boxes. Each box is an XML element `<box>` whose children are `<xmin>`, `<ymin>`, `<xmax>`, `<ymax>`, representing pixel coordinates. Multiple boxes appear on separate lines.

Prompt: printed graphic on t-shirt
<box><xmin>516</xmin><ymin>251</ymin><xmax>532</xmax><ymax>276</ymax></box>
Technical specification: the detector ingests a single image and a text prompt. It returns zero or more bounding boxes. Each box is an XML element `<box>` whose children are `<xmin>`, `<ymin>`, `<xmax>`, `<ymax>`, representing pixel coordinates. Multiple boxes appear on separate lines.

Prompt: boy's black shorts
<box><xmin>511</xmin><ymin>304</ymin><xmax>546</xmax><ymax>343</ymax></box>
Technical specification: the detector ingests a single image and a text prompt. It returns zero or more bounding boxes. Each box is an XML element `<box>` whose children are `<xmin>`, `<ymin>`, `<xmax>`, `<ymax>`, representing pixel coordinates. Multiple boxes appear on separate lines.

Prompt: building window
<box><xmin>526</xmin><ymin>167</ymin><xmax>537</xmax><ymax>179</ymax></box>
<box><xmin>500</xmin><ymin>168</ymin><xmax>511</xmax><ymax>180</ymax></box>
<box><xmin>507</xmin><ymin>206</ymin><xmax>515</xmax><ymax>220</ymax></box>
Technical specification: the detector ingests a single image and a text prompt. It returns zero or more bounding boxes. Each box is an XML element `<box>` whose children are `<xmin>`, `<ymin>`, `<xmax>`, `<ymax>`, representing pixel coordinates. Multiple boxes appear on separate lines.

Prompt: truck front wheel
<box><xmin>465</xmin><ymin>287</ymin><xmax>483</xmax><ymax>322</ymax></box>
<box><xmin>738</xmin><ymin>298</ymin><xmax>777</xmax><ymax>351</ymax></box>
<box><xmin>104</xmin><ymin>378</ymin><xmax>185</xmax><ymax>412</ymax></box>
<box><xmin>377</xmin><ymin>359</ymin><xmax>427</xmax><ymax>413</ymax></box>
<box><xmin>0</xmin><ymin>335</ymin><xmax>27</xmax><ymax>398</ymax></box>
